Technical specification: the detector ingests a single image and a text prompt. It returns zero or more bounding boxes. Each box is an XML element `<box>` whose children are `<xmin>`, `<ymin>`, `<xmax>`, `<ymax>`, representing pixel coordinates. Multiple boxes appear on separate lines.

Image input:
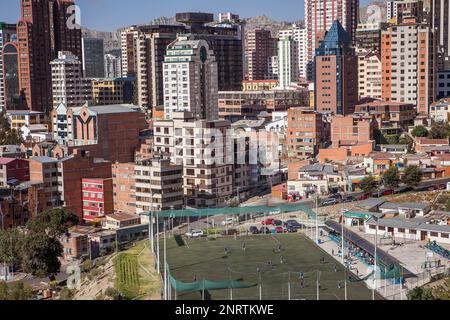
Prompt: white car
<box><xmin>221</xmin><ymin>218</ymin><xmax>235</xmax><ymax>226</ymax></box>
<box><xmin>186</xmin><ymin>230</ymin><xmax>204</xmax><ymax>238</ymax></box>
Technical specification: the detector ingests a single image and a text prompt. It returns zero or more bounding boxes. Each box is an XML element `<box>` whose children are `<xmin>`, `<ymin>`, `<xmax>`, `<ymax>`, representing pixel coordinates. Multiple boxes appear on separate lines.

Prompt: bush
<box><xmin>59</xmin><ymin>287</ymin><xmax>74</xmax><ymax>300</ymax></box>
<box><xmin>104</xmin><ymin>287</ymin><xmax>120</xmax><ymax>300</ymax></box>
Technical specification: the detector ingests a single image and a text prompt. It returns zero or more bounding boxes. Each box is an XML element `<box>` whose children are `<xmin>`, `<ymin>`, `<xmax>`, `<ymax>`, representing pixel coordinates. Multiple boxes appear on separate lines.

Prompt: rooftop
<box><xmin>72</xmin><ymin>104</ymin><xmax>142</xmax><ymax>115</ymax></box>
<box><xmin>106</xmin><ymin>212</ymin><xmax>140</xmax><ymax>222</ymax></box>
<box><xmin>30</xmin><ymin>156</ymin><xmax>58</xmax><ymax>164</ymax></box>
<box><xmin>0</xmin><ymin>157</ymin><xmax>17</xmax><ymax>165</ymax></box>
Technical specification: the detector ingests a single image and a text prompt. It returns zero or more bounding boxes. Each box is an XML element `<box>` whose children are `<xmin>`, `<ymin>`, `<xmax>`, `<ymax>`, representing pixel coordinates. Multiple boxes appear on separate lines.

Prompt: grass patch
<box><xmin>114</xmin><ymin>241</ymin><xmax>162</xmax><ymax>300</ymax></box>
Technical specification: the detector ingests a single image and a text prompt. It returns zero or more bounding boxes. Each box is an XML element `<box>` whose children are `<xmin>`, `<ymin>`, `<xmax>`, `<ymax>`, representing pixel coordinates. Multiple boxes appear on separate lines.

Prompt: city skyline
<box><xmin>0</xmin><ymin>0</ymin><xmax>373</xmax><ymax>31</ymax></box>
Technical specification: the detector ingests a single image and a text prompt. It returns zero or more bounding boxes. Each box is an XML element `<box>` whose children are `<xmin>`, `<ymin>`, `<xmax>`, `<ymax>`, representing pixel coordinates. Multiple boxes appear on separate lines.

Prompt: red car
<box><xmin>382</xmin><ymin>190</ymin><xmax>393</xmax><ymax>196</ymax></box>
<box><xmin>275</xmin><ymin>226</ymin><xmax>284</xmax><ymax>234</ymax></box>
<box><xmin>357</xmin><ymin>194</ymin><xmax>369</xmax><ymax>201</ymax></box>
<box><xmin>262</xmin><ymin>218</ymin><xmax>274</xmax><ymax>226</ymax></box>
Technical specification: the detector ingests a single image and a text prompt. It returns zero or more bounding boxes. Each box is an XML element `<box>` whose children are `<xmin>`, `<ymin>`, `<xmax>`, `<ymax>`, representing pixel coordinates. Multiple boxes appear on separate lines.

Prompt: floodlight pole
<box><xmin>315</xmin><ymin>188</ymin><xmax>319</xmax><ymax>245</ymax></box>
<box><xmin>164</xmin><ymin>219</ymin><xmax>167</xmax><ymax>300</ymax></box>
<box><xmin>373</xmin><ymin>218</ymin><xmax>378</xmax><ymax>301</ymax></box>
<box><xmin>150</xmin><ymin>211</ymin><xmax>154</xmax><ymax>253</ymax></box>
<box><xmin>156</xmin><ymin>213</ymin><xmax>160</xmax><ymax>274</ymax></box>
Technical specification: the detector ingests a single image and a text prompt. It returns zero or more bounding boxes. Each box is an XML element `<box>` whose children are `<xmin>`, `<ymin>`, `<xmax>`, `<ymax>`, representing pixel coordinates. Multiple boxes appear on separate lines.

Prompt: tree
<box><xmin>21</xmin><ymin>233</ymin><xmax>63</xmax><ymax>278</ymax></box>
<box><xmin>0</xmin><ymin>228</ymin><xmax>24</xmax><ymax>268</ymax></box>
<box><xmin>59</xmin><ymin>287</ymin><xmax>74</xmax><ymax>300</ymax></box>
<box><xmin>20</xmin><ymin>208</ymin><xmax>78</xmax><ymax>279</ymax></box>
<box><xmin>402</xmin><ymin>165</ymin><xmax>423</xmax><ymax>188</ymax></box>
<box><xmin>429</xmin><ymin>123</ymin><xmax>448</xmax><ymax>139</ymax></box>
<box><xmin>0</xmin><ymin>112</ymin><xmax>23</xmax><ymax>145</ymax></box>
<box><xmin>382</xmin><ymin>167</ymin><xmax>400</xmax><ymax>190</ymax></box>
<box><xmin>359</xmin><ymin>175</ymin><xmax>378</xmax><ymax>195</ymax></box>
<box><xmin>411</xmin><ymin>125</ymin><xmax>428</xmax><ymax>138</ymax></box>
<box><xmin>26</xmin><ymin>208</ymin><xmax>79</xmax><ymax>238</ymax></box>
<box><xmin>0</xmin><ymin>281</ymin><xmax>33</xmax><ymax>300</ymax></box>
<box><xmin>384</xmin><ymin>134</ymin><xmax>400</xmax><ymax>145</ymax></box>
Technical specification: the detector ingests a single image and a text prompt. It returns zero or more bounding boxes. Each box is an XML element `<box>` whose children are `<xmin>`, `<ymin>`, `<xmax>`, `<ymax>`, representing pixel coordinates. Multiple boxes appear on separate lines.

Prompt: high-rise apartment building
<box><xmin>279</xmin><ymin>25</ymin><xmax>308</xmax><ymax>80</ymax></box>
<box><xmin>153</xmin><ymin>112</ymin><xmax>234</xmax><ymax>208</ymax></box>
<box><xmin>0</xmin><ymin>22</ymin><xmax>16</xmax><ymax>111</ymax></box>
<box><xmin>278</xmin><ymin>36</ymin><xmax>297</xmax><ymax>89</ymax></box>
<box><xmin>355</xmin><ymin>23</ymin><xmax>388</xmax><ymax>56</ymax></box>
<box><xmin>314</xmin><ymin>21</ymin><xmax>358</xmax><ymax>115</ymax></box>
<box><xmin>357</xmin><ymin>48</ymin><xmax>382</xmax><ymax>100</ymax></box>
<box><xmin>163</xmin><ymin>35</ymin><xmax>218</xmax><ymax>121</ymax></box>
<box><xmin>432</xmin><ymin>0</ymin><xmax>450</xmax><ymax>71</ymax></box>
<box><xmin>245</xmin><ymin>29</ymin><xmax>277</xmax><ymax>80</ymax></box>
<box><xmin>134</xmin><ymin>156</ymin><xmax>183</xmax><ymax>214</ymax></box>
<box><xmin>82</xmin><ymin>37</ymin><xmax>105</xmax><ymax>78</ymax></box>
<box><xmin>50</xmin><ymin>51</ymin><xmax>88</xmax><ymax>109</ymax></box>
<box><xmin>121</xmin><ymin>24</ymin><xmax>186</xmax><ymax>110</ymax></box>
<box><xmin>104</xmin><ymin>53</ymin><xmax>122</xmax><ymax>78</ymax></box>
<box><xmin>387</xmin><ymin>0</ymin><xmax>429</xmax><ymax>23</ymax></box>
<box><xmin>2</xmin><ymin>42</ymin><xmax>20</xmax><ymax>110</ymax></box>
<box><xmin>16</xmin><ymin>0</ymin><xmax>82</xmax><ymax>112</ymax></box>
<box><xmin>121</xmin><ymin>13</ymin><xmax>244</xmax><ymax>111</ymax></box>
<box><xmin>305</xmin><ymin>0</ymin><xmax>359</xmax><ymax>78</ymax></box>
<box><xmin>381</xmin><ymin>18</ymin><xmax>435</xmax><ymax>114</ymax></box>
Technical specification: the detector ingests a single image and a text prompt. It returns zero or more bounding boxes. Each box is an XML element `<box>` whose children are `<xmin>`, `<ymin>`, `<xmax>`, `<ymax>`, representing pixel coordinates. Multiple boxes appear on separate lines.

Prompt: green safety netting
<box><xmin>169</xmin><ymin>273</ymin><xmax>256</xmax><ymax>293</ymax></box>
<box><xmin>378</xmin><ymin>259</ymin><xmax>403</xmax><ymax>280</ymax></box>
<box><xmin>145</xmin><ymin>203</ymin><xmax>317</xmax><ymax>220</ymax></box>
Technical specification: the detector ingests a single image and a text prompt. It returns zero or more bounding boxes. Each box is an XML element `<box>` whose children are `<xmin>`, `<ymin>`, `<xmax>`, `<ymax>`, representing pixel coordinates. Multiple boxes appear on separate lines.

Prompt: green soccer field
<box><xmin>161</xmin><ymin>233</ymin><xmax>383</xmax><ymax>300</ymax></box>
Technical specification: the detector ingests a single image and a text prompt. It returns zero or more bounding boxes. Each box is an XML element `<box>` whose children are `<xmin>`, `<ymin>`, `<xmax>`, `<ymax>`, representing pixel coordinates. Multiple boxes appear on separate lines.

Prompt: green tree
<box><xmin>384</xmin><ymin>134</ymin><xmax>400</xmax><ymax>145</ymax></box>
<box><xmin>359</xmin><ymin>175</ymin><xmax>378</xmax><ymax>195</ymax></box>
<box><xmin>402</xmin><ymin>165</ymin><xmax>423</xmax><ymax>188</ymax></box>
<box><xmin>407</xmin><ymin>287</ymin><xmax>435</xmax><ymax>300</ymax></box>
<box><xmin>20</xmin><ymin>208</ymin><xmax>78</xmax><ymax>279</ymax></box>
<box><xmin>429</xmin><ymin>122</ymin><xmax>448</xmax><ymax>139</ymax></box>
<box><xmin>0</xmin><ymin>111</ymin><xmax>23</xmax><ymax>145</ymax></box>
<box><xmin>21</xmin><ymin>233</ymin><xmax>64</xmax><ymax>278</ymax></box>
<box><xmin>411</xmin><ymin>125</ymin><xmax>428</xmax><ymax>138</ymax></box>
<box><xmin>59</xmin><ymin>287</ymin><xmax>74</xmax><ymax>300</ymax></box>
<box><xmin>382</xmin><ymin>167</ymin><xmax>400</xmax><ymax>190</ymax></box>
<box><xmin>0</xmin><ymin>281</ymin><xmax>33</xmax><ymax>300</ymax></box>
<box><xmin>399</xmin><ymin>136</ymin><xmax>414</xmax><ymax>153</ymax></box>
<box><xmin>0</xmin><ymin>228</ymin><xmax>24</xmax><ymax>269</ymax></box>
<box><xmin>26</xmin><ymin>208</ymin><xmax>79</xmax><ymax>238</ymax></box>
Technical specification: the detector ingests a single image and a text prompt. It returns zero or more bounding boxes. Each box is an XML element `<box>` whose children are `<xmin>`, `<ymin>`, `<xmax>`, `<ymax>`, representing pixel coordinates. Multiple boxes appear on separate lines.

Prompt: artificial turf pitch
<box><xmin>163</xmin><ymin>233</ymin><xmax>383</xmax><ymax>300</ymax></box>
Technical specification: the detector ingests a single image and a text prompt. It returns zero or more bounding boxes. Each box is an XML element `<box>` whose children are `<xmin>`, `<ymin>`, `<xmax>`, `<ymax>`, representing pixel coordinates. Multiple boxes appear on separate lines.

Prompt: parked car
<box><xmin>321</xmin><ymin>198</ymin><xmax>337</xmax><ymax>206</ymax></box>
<box><xmin>275</xmin><ymin>226</ymin><xmax>284</xmax><ymax>234</ymax></box>
<box><xmin>438</xmin><ymin>184</ymin><xmax>447</xmax><ymax>190</ymax></box>
<box><xmin>285</xmin><ymin>219</ymin><xmax>298</xmax><ymax>225</ymax></box>
<box><xmin>221</xmin><ymin>218</ymin><xmax>235</xmax><ymax>226</ymax></box>
<box><xmin>185</xmin><ymin>230</ymin><xmax>204</xmax><ymax>238</ymax></box>
<box><xmin>343</xmin><ymin>196</ymin><xmax>356</xmax><ymax>203</ymax></box>
<box><xmin>262</xmin><ymin>218</ymin><xmax>275</xmax><ymax>225</ymax></box>
<box><xmin>357</xmin><ymin>194</ymin><xmax>369</xmax><ymax>201</ymax></box>
<box><xmin>382</xmin><ymin>189</ymin><xmax>394</xmax><ymax>196</ymax></box>
<box><xmin>273</xmin><ymin>220</ymin><xmax>283</xmax><ymax>226</ymax></box>
<box><xmin>289</xmin><ymin>222</ymin><xmax>303</xmax><ymax>230</ymax></box>
<box><xmin>249</xmin><ymin>226</ymin><xmax>260</xmax><ymax>235</ymax></box>
<box><xmin>260</xmin><ymin>227</ymin><xmax>271</xmax><ymax>234</ymax></box>
<box><xmin>286</xmin><ymin>226</ymin><xmax>299</xmax><ymax>233</ymax></box>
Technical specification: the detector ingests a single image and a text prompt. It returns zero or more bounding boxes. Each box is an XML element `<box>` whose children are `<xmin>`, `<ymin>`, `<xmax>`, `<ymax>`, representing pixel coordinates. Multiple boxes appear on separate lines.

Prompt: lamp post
<box><xmin>373</xmin><ymin>215</ymin><xmax>379</xmax><ymax>301</ymax></box>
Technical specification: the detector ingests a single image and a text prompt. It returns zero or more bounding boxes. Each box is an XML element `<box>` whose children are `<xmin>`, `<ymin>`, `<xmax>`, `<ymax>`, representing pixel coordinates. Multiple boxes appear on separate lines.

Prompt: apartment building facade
<box><xmin>381</xmin><ymin>18</ymin><xmax>435</xmax><ymax>114</ymax></box>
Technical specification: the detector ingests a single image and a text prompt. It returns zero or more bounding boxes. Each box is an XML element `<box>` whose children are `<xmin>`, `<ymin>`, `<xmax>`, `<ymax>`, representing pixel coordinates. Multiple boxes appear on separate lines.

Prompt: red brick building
<box><xmin>0</xmin><ymin>158</ymin><xmax>29</xmax><ymax>188</ymax></box>
<box><xmin>112</xmin><ymin>162</ymin><xmax>136</xmax><ymax>214</ymax></box>
<box><xmin>314</xmin><ymin>21</ymin><xmax>358</xmax><ymax>116</ymax></box>
<box><xmin>82</xmin><ymin>178</ymin><xmax>114</xmax><ymax>223</ymax></box>
<box><xmin>286</xmin><ymin>108</ymin><xmax>324</xmax><ymax>159</ymax></box>
<box><xmin>331</xmin><ymin>115</ymin><xmax>375</xmax><ymax>148</ymax></box>
<box><xmin>29</xmin><ymin>149</ymin><xmax>112</xmax><ymax>219</ymax></box>
<box><xmin>52</xmin><ymin>103</ymin><xmax>148</xmax><ymax>163</ymax></box>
